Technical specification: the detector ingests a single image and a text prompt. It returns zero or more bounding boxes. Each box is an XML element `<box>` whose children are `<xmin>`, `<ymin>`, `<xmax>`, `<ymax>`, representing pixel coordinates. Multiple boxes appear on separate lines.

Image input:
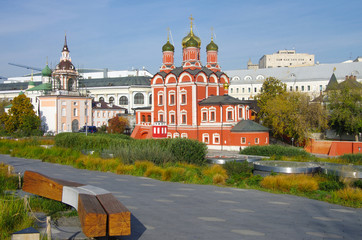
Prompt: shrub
<box><xmin>134</xmin><ymin>161</ymin><xmax>155</xmax><ymax>175</ymax></box>
<box><xmin>318</xmin><ymin>174</ymin><xmax>345</xmax><ymax>191</ymax></box>
<box><xmin>202</xmin><ymin>165</ymin><xmax>228</xmax><ymax>179</ymax></box>
<box><xmin>116</xmin><ymin>164</ymin><xmax>134</xmax><ymax>175</ymax></box>
<box><xmin>144</xmin><ymin>166</ymin><xmax>164</xmax><ymax>179</ymax></box>
<box><xmin>212</xmin><ymin>173</ymin><xmax>227</xmax><ymax>184</ymax></box>
<box><xmin>223</xmin><ymin>161</ymin><xmax>253</xmax><ymax>178</ymax></box>
<box><xmin>162</xmin><ymin>167</ymin><xmax>186</xmax><ymax>182</ymax></box>
<box><xmin>352</xmin><ymin>180</ymin><xmax>362</xmax><ymax>189</ymax></box>
<box><xmin>245</xmin><ymin>175</ymin><xmax>263</xmax><ymax>186</ymax></box>
<box><xmin>261</xmin><ymin>174</ymin><xmax>319</xmax><ymax>192</ymax></box>
<box><xmin>336</xmin><ymin>187</ymin><xmax>362</xmax><ymax>205</ymax></box>
<box><xmin>168</xmin><ymin>138</ymin><xmax>207</xmax><ymax>165</ymax></box>
<box><xmin>338</xmin><ymin>153</ymin><xmax>362</xmax><ymax>165</ymax></box>
<box><xmin>240</xmin><ymin>145</ymin><xmax>313</xmax><ymax>159</ymax></box>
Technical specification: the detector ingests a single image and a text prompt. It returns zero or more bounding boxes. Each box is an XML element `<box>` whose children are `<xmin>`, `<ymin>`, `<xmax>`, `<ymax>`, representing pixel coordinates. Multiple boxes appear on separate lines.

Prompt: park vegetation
<box><xmin>0</xmin><ymin>162</ymin><xmax>74</xmax><ymax>239</ymax></box>
<box><xmin>257</xmin><ymin>77</ymin><xmax>328</xmax><ymax>145</ymax></box>
<box><xmin>0</xmin><ymin>137</ymin><xmax>360</xmax><ymax>208</ymax></box>
<box><xmin>0</xmin><ymin>94</ymin><xmax>41</xmax><ymax>137</ymax></box>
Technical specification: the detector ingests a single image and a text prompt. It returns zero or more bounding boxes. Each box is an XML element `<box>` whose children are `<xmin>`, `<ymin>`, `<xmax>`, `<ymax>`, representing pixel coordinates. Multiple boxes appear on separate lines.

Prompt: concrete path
<box><xmin>1</xmin><ymin>154</ymin><xmax>361</xmax><ymax>240</ymax></box>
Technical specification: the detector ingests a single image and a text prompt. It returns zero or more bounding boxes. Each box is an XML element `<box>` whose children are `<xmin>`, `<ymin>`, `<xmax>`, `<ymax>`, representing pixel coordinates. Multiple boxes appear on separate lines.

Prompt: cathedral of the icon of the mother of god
<box><xmin>131</xmin><ymin>17</ymin><xmax>269</xmax><ymax>150</ymax></box>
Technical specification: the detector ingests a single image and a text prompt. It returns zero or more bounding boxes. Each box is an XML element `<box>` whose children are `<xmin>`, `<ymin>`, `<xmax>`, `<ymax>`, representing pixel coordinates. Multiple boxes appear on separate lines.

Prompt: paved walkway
<box><xmin>1</xmin><ymin>154</ymin><xmax>361</xmax><ymax>240</ymax></box>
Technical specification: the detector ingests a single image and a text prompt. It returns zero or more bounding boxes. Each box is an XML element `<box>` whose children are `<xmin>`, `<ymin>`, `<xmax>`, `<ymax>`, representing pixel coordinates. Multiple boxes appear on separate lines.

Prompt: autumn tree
<box><xmin>107</xmin><ymin>116</ymin><xmax>129</xmax><ymax>134</ymax></box>
<box><xmin>328</xmin><ymin>87</ymin><xmax>362</xmax><ymax>141</ymax></box>
<box><xmin>0</xmin><ymin>94</ymin><xmax>41</xmax><ymax>136</ymax></box>
<box><xmin>262</xmin><ymin>92</ymin><xmax>328</xmax><ymax>145</ymax></box>
<box><xmin>257</xmin><ymin>77</ymin><xmax>286</xmax><ymax>121</ymax></box>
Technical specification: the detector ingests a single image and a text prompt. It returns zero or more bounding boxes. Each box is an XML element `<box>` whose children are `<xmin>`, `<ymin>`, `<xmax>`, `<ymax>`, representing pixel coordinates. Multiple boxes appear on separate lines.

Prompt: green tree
<box><xmin>107</xmin><ymin>116</ymin><xmax>129</xmax><ymax>134</ymax></box>
<box><xmin>257</xmin><ymin>77</ymin><xmax>286</xmax><ymax>121</ymax></box>
<box><xmin>262</xmin><ymin>92</ymin><xmax>328</xmax><ymax>145</ymax></box>
<box><xmin>328</xmin><ymin>87</ymin><xmax>362</xmax><ymax>141</ymax></box>
<box><xmin>0</xmin><ymin>94</ymin><xmax>41</xmax><ymax>136</ymax></box>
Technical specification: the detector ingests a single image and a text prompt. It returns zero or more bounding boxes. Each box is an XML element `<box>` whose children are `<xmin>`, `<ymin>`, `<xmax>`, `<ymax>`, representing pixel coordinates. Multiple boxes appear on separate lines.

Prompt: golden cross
<box><xmin>167</xmin><ymin>27</ymin><xmax>170</xmax><ymax>41</ymax></box>
<box><xmin>211</xmin><ymin>27</ymin><xmax>214</xmax><ymax>40</ymax></box>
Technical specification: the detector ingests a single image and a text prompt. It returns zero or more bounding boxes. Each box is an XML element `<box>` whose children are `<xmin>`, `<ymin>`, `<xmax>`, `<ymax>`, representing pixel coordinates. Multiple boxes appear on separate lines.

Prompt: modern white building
<box><xmin>259</xmin><ymin>50</ymin><xmax>315</xmax><ymax>69</ymax></box>
<box><xmin>226</xmin><ymin>61</ymin><xmax>362</xmax><ymax>101</ymax></box>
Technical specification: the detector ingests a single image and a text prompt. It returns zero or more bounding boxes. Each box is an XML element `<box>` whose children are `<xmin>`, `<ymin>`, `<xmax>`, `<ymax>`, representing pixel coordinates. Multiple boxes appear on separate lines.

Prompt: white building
<box><xmin>226</xmin><ymin>61</ymin><xmax>362</xmax><ymax>101</ymax></box>
<box><xmin>259</xmin><ymin>50</ymin><xmax>315</xmax><ymax>69</ymax></box>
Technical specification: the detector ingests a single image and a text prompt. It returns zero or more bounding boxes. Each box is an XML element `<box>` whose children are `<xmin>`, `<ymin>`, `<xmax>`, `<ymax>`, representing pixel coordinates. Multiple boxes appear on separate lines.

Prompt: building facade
<box><xmin>259</xmin><ymin>50</ymin><xmax>315</xmax><ymax>69</ymax></box>
<box><xmin>226</xmin><ymin>61</ymin><xmax>362</xmax><ymax>100</ymax></box>
<box><xmin>131</xmin><ymin>19</ymin><xmax>269</xmax><ymax>150</ymax></box>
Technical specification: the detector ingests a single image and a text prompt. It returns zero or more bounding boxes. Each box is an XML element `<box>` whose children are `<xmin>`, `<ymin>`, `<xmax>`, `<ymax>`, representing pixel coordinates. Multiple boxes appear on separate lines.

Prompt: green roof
<box><xmin>26</xmin><ymin>83</ymin><xmax>52</xmax><ymax>92</ymax></box>
<box><xmin>325</xmin><ymin>73</ymin><xmax>339</xmax><ymax>91</ymax></box>
<box><xmin>185</xmin><ymin>36</ymin><xmax>199</xmax><ymax>48</ymax></box>
<box><xmin>162</xmin><ymin>40</ymin><xmax>175</xmax><ymax>52</ymax></box>
<box><xmin>206</xmin><ymin>40</ymin><xmax>218</xmax><ymax>51</ymax></box>
<box><xmin>41</xmin><ymin>64</ymin><xmax>52</xmax><ymax>77</ymax></box>
<box><xmin>231</xmin><ymin>120</ymin><xmax>269</xmax><ymax>132</ymax></box>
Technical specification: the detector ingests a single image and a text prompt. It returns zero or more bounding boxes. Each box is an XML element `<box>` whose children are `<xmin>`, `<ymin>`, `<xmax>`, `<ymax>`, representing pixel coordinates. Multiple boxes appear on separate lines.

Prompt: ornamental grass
<box><xmin>261</xmin><ymin>174</ymin><xmax>319</xmax><ymax>192</ymax></box>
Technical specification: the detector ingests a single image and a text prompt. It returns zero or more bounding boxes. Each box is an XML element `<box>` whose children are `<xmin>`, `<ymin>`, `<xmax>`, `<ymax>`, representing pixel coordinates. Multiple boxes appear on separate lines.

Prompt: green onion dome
<box><xmin>185</xmin><ymin>36</ymin><xmax>199</xmax><ymax>48</ymax></box>
<box><xmin>182</xmin><ymin>31</ymin><xmax>201</xmax><ymax>48</ymax></box>
<box><xmin>162</xmin><ymin>40</ymin><xmax>175</xmax><ymax>52</ymax></box>
<box><xmin>206</xmin><ymin>39</ymin><xmax>218</xmax><ymax>51</ymax></box>
<box><xmin>41</xmin><ymin>64</ymin><xmax>52</xmax><ymax>77</ymax></box>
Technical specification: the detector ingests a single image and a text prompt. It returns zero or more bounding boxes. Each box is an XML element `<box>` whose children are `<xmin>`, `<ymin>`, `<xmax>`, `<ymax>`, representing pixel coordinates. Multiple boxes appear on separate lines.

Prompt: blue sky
<box><xmin>1</xmin><ymin>0</ymin><xmax>361</xmax><ymax>78</ymax></box>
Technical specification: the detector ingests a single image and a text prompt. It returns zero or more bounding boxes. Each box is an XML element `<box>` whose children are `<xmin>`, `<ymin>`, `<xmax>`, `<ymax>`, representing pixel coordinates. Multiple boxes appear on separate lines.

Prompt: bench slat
<box><xmin>97</xmin><ymin>193</ymin><xmax>131</xmax><ymax>236</ymax></box>
<box><xmin>78</xmin><ymin>194</ymin><xmax>107</xmax><ymax>237</ymax></box>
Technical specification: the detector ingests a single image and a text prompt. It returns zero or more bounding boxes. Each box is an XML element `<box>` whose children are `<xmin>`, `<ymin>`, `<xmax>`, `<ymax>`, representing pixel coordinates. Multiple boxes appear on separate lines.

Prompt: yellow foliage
<box><xmin>162</xmin><ymin>167</ymin><xmax>186</xmax><ymax>181</ymax></box>
<box><xmin>0</xmin><ymin>162</ymin><xmax>13</xmax><ymax>176</ymax></box>
<box><xmin>261</xmin><ymin>174</ymin><xmax>319</xmax><ymax>192</ymax></box>
<box><xmin>202</xmin><ymin>165</ymin><xmax>228</xmax><ymax>179</ymax></box>
<box><xmin>116</xmin><ymin>164</ymin><xmax>134</xmax><ymax>174</ymax></box>
<box><xmin>144</xmin><ymin>166</ymin><xmax>164</xmax><ymax>178</ymax></box>
<box><xmin>212</xmin><ymin>173</ymin><xmax>226</xmax><ymax>185</ymax></box>
<box><xmin>336</xmin><ymin>187</ymin><xmax>362</xmax><ymax>202</ymax></box>
<box><xmin>134</xmin><ymin>161</ymin><xmax>155</xmax><ymax>172</ymax></box>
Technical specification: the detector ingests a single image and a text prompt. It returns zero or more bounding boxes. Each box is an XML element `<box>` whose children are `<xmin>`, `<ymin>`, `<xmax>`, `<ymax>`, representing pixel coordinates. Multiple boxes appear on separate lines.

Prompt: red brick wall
<box><xmin>305</xmin><ymin>139</ymin><xmax>362</xmax><ymax>156</ymax></box>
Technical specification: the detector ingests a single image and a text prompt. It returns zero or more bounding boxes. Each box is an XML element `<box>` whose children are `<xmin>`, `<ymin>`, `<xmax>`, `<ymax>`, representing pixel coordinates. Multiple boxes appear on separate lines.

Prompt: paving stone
<box><xmin>231</xmin><ymin>229</ymin><xmax>265</xmax><ymax>236</ymax></box>
<box><xmin>198</xmin><ymin>217</ymin><xmax>226</xmax><ymax>222</ymax></box>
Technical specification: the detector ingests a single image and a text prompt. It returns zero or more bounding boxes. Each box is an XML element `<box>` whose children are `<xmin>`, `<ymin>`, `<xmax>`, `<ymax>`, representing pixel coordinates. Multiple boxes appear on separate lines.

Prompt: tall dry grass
<box><xmin>261</xmin><ymin>174</ymin><xmax>319</xmax><ymax>192</ymax></box>
<box><xmin>202</xmin><ymin>165</ymin><xmax>228</xmax><ymax>184</ymax></box>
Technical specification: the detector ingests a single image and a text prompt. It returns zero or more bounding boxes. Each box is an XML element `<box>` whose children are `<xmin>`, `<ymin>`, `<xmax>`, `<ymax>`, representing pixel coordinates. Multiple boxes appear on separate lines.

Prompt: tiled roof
<box><xmin>226</xmin><ymin>62</ymin><xmax>362</xmax><ymax>84</ymax></box>
<box><xmin>26</xmin><ymin>83</ymin><xmax>52</xmax><ymax>92</ymax></box>
<box><xmin>199</xmin><ymin>94</ymin><xmax>246</xmax><ymax>105</ymax></box>
<box><xmin>231</xmin><ymin>120</ymin><xmax>269</xmax><ymax>132</ymax></box>
<box><xmin>156</xmin><ymin>66</ymin><xmax>225</xmax><ymax>78</ymax></box>
<box><xmin>0</xmin><ymin>82</ymin><xmax>41</xmax><ymax>91</ymax></box>
<box><xmin>79</xmin><ymin>76</ymin><xmax>151</xmax><ymax>88</ymax></box>
<box><xmin>325</xmin><ymin>73</ymin><xmax>339</xmax><ymax>91</ymax></box>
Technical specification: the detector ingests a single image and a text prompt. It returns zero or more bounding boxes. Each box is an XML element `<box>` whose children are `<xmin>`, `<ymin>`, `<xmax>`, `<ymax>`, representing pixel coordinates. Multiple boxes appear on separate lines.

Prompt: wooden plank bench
<box><xmin>22</xmin><ymin>171</ymin><xmax>131</xmax><ymax>238</ymax></box>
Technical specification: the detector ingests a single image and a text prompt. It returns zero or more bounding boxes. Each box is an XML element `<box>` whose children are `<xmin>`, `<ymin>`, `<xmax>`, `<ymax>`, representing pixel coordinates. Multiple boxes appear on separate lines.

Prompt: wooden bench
<box><xmin>22</xmin><ymin>171</ymin><xmax>131</xmax><ymax>237</ymax></box>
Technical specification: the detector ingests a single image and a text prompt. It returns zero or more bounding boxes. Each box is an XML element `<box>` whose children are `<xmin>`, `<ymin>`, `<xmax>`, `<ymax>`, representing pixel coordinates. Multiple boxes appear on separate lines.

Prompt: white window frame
<box><xmin>213</xmin><ymin>133</ymin><xmax>220</xmax><ymax>144</ymax></box>
<box><xmin>201</xmin><ymin>108</ymin><xmax>208</xmax><ymax>122</ymax></box>
<box><xmin>168</xmin><ymin>90</ymin><xmax>175</xmax><ymax>106</ymax></box>
<box><xmin>202</xmin><ymin>133</ymin><xmax>209</xmax><ymax>144</ymax></box>
<box><xmin>181</xmin><ymin>133</ymin><xmax>188</xmax><ymax>139</ymax></box>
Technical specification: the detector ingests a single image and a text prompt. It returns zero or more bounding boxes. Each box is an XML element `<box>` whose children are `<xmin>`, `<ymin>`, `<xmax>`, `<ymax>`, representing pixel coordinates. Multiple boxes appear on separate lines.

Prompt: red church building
<box><xmin>131</xmin><ymin>18</ymin><xmax>269</xmax><ymax>150</ymax></box>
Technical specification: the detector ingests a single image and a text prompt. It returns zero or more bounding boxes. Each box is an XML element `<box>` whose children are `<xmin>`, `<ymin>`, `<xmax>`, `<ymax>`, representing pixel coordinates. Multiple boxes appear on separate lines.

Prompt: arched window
<box><xmin>147</xmin><ymin>115</ymin><xmax>151</xmax><ymax>123</ymax></box>
<box><xmin>99</xmin><ymin>97</ymin><xmax>104</xmax><ymax>102</ymax></box>
<box><xmin>134</xmin><ymin>93</ymin><xmax>144</xmax><ymax>104</ymax></box>
<box><xmin>109</xmin><ymin>97</ymin><xmax>114</xmax><ymax>104</ymax></box>
<box><xmin>149</xmin><ymin>94</ymin><xmax>152</xmax><ymax>105</ymax></box>
<box><xmin>119</xmin><ymin>96</ymin><xmax>128</xmax><ymax>105</ymax></box>
<box><xmin>142</xmin><ymin>115</ymin><xmax>146</xmax><ymax>122</ymax></box>
<box><xmin>68</xmin><ymin>78</ymin><xmax>74</xmax><ymax>91</ymax></box>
